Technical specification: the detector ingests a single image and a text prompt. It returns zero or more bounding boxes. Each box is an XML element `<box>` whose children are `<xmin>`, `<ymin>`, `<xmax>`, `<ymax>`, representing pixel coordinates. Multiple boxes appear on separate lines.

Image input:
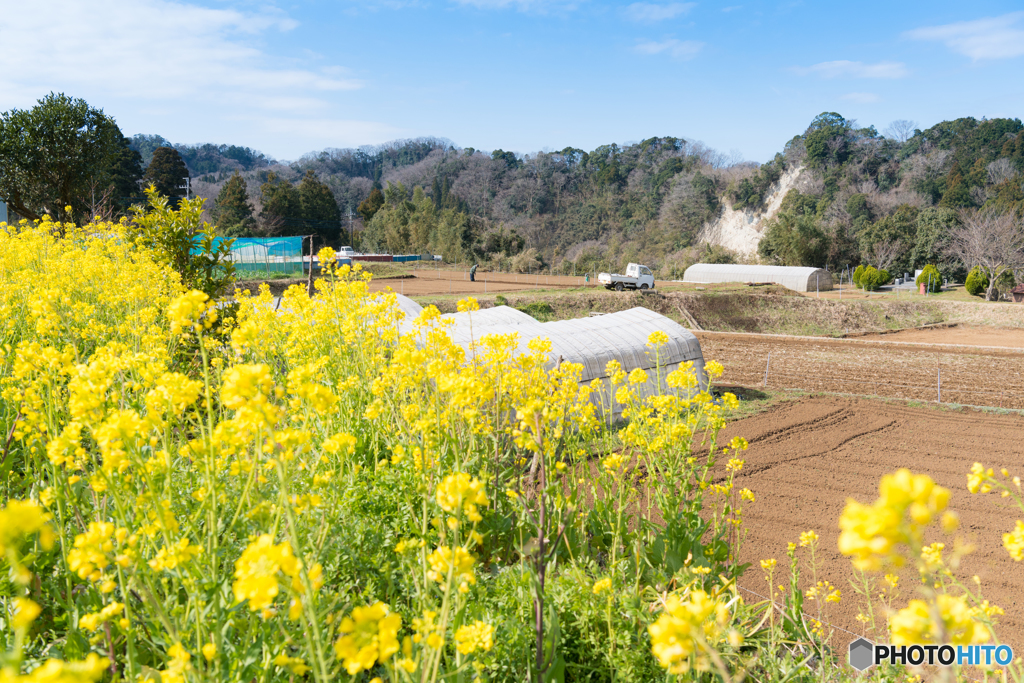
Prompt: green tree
<box><xmin>965</xmin><ymin>266</ymin><xmax>989</xmax><ymax>296</ymax></box>
<box><xmin>298</xmin><ymin>170</ymin><xmax>342</xmax><ymax>242</ymax></box>
<box><xmin>130</xmin><ymin>187</ymin><xmax>235</xmax><ymax>297</ymax></box>
<box><xmin>804</xmin><ymin>112</ymin><xmax>851</xmax><ymax>168</ymax></box>
<box><xmin>102</xmin><ymin>137</ymin><xmax>145</xmax><ymax>210</ymax></box>
<box><xmin>758</xmin><ymin>211</ymin><xmax>829</xmax><ymax>266</ymax></box>
<box><xmin>357</xmin><ymin>186</ymin><xmax>384</xmax><ymax>222</ymax></box>
<box><xmin>911</xmin><ymin>207</ymin><xmax>960</xmax><ymax>274</ymax></box>
<box><xmin>213</xmin><ymin>173</ymin><xmax>256</xmax><ymax>236</ymax></box>
<box><xmin>144</xmin><ymin>147</ymin><xmax>190</xmax><ymax>204</ymax></box>
<box><xmin>259</xmin><ymin>173</ymin><xmax>302</xmax><ymax>235</ymax></box>
<box><xmin>916</xmin><ymin>264</ymin><xmax>943</xmax><ymax>293</ymax></box>
<box><xmin>939</xmin><ymin>162</ymin><xmax>972</xmax><ymax>208</ymax></box>
<box><xmin>0</xmin><ymin>93</ymin><xmax>130</xmax><ymax>221</ymax></box>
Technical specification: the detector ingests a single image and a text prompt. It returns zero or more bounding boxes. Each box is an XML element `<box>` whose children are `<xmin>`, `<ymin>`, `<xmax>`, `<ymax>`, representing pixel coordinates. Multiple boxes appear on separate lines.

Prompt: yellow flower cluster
<box><xmin>333</xmin><ymin>603</ymin><xmax>402</xmax><ymax>674</ymax></box>
<box><xmin>454</xmin><ymin>621</ymin><xmax>495</xmax><ymax>654</ymax></box>
<box><xmin>435</xmin><ymin>472</ymin><xmax>488</xmax><ymax>523</ymax></box>
<box><xmin>838</xmin><ymin>469</ymin><xmax>950</xmax><ymax>571</ymax></box>
<box><xmin>232</xmin><ymin>535</ymin><xmax>302</xmax><ymax>612</ymax></box>
<box><xmin>0</xmin><ymin>654</ymin><xmax>107</xmax><ymax>683</ymax></box>
<box><xmin>890</xmin><ymin>594</ymin><xmax>992</xmax><ymax>646</ymax></box>
<box><xmin>648</xmin><ymin>591</ymin><xmax>731</xmax><ymax>674</ymax></box>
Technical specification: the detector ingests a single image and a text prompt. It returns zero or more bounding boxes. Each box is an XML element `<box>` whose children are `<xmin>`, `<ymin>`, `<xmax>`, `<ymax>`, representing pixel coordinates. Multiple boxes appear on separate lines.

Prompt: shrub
<box><xmin>860</xmin><ymin>266</ymin><xmax>890</xmax><ymax>291</ymax></box>
<box><xmin>852</xmin><ymin>264</ymin><xmax>865</xmax><ymax>286</ymax></box>
<box><xmin>916</xmin><ymin>264</ymin><xmax>943</xmax><ymax>293</ymax></box>
<box><xmin>965</xmin><ymin>267</ymin><xmax>989</xmax><ymax>296</ymax></box>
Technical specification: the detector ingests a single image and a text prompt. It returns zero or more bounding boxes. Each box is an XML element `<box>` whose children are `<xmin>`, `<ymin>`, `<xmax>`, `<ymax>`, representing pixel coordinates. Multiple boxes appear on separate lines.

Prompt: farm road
<box><xmin>698</xmin><ymin>330</ymin><xmax>1024</xmax><ymax>410</ymax></box>
<box><xmin>714</xmin><ymin>397</ymin><xmax>1024</xmax><ymax>656</ymax></box>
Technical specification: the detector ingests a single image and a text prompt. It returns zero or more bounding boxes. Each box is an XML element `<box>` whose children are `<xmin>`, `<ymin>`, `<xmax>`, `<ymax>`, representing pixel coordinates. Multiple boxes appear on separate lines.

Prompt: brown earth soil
<box><xmin>856</xmin><ymin>325</ymin><xmax>1024</xmax><ymax>348</ymax></box>
<box><xmin>372</xmin><ymin>270</ymin><xmax>673</xmax><ymax>296</ymax></box>
<box><xmin>712</xmin><ymin>396</ymin><xmax>1024</xmax><ymax>656</ymax></box>
<box><xmin>697</xmin><ymin>331</ymin><xmax>1024</xmax><ymax>409</ymax></box>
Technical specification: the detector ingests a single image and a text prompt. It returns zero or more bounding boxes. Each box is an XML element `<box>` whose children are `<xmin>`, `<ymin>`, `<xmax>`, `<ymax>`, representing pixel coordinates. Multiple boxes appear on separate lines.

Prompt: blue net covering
<box><xmin>215</xmin><ymin>236</ymin><xmax>305</xmax><ymax>274</ymax></box>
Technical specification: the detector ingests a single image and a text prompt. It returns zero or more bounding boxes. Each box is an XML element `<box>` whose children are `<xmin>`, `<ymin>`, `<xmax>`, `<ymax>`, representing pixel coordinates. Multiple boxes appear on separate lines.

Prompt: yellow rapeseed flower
<box><xmin>232</xmin><ymin>535</ymin><xmax>302</xmax><ymax>612</ymax></box>
<box><xmin>1003</xmin><ymin>520</ymin><xmax>1024</xmax><ymax>561</ymax></box>
<box><xmin>333</xmin><ymin>603</ymin><xmax>402</xmax><ymax>674</ymax></box>
<box><xmin>455</xmin><ymin>621</ymin><xmax>495</xmax><ymax>654</ymax></box>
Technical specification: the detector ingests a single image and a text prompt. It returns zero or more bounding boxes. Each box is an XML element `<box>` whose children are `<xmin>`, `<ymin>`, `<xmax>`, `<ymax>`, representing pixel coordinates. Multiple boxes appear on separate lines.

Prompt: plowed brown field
<box><xmin>698</xmin><ymin>331</ymin><xmax>1024</xmax><ymax>409</ymax></box>
<box><xmin>713</xmin><ymin>396</ymin><xmax>1024</xmax><ymax>652</ymax></box>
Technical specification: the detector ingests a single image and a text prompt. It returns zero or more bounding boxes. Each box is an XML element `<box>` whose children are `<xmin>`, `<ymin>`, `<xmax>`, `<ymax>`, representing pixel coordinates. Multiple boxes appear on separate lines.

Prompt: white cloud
<box><xmin>625</xmin><ymin>3</ymin><xmax>695</xmax><ymax>22</ymax></box>
<box><xmin>634</xmin><ymin>39</ymin><xmax>704</xmax><ymax>59</ymax></box>
<box><xmin>450</xmin><ymin>0</ymin><xmax>582</xmax><ymax>10</ymax></box>
<box><xmin>905</xmin><ymin>12</ymin><xmax>1024</xmax><ymax>60</ymax></box>
<box><xmin>721</xmin><ymin>5</ymin><xmax>741</xmax><ymax>12</ymax></box>
<box><xmin>841</xmin><ymin>92</ymin><xmax>880</xmax><ymax>104</ymax></box>
<box><xmin>792</xmin><ymin>60</ymin><xmax>909</xmax><ymax>79</ymax></box>
<box><xmin>0</xmin><ymin>0</ymin><xmax>361</xmax><ymax>115</ymax></box>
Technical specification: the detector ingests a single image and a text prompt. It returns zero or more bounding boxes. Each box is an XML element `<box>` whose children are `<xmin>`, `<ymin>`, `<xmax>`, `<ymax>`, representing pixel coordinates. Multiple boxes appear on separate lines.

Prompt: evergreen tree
<box><xmin>213</xmin><ymin>172</ymin><xmax>256</xmax><ymax>236</ymax></box>
<box><xmin>0</xmin><ymin>93</ymin><xmax>128</xmax><ymax>221</ymax></box>
<box><xmin>144</xmin><ymin>147</ymin><xmax>190</xmax><ymax>203</ymax></box>
<box><xmin>298</xmin><ymin>170</ymin><xmax>341</xmax><ymax>241</ymax></box>
<box><xmin>102</xmin><ymin>137</ymin><xmax>145</xmax><ymax>209</ymax></box>
<box><xmin>259</xmin><ymin>172</ymin><xmax>302</xmax><ymax>235</ymax></box>
<box><xmin>357</xmin><ymin>186</ymin><xmax>384</xmax><ymax>222</ymax></box>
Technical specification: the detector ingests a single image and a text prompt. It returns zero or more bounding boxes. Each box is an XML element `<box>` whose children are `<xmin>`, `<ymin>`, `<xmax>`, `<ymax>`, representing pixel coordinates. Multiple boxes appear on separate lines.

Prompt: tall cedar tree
<box><xmin>144</xmin><ymin>147</ymin><xmax>190</xmax><ymax>203</ymax></box>
<box><xmin>0</xmin><ymin>93</ymin><xmax>132</xmax><ymax>221</ymax></box>
<box><xmin>298</xmin><ymin>170</ymin><xmax>342</xmax><ymax>241</ymax></box>
<box><xmin>213</xmin><ymin>172</ymin><xmax>256</xmax><ymax>235</ymax></box>
<box><xmin>259</xmin><ymin>172</ymin><xmax>302</xmax><ymax>236</ymax></box>
<box><xmin>358</xmin><ymin>186</ymin><xmax>384</xmax><ymax>222</ymax></box>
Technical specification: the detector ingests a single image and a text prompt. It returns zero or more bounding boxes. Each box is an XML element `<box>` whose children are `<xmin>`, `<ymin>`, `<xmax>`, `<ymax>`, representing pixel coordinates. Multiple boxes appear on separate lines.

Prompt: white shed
<box><xmin>682</xmin><ymin>263</ymin><xmax>832</xmax><ymax>292</ymax></box>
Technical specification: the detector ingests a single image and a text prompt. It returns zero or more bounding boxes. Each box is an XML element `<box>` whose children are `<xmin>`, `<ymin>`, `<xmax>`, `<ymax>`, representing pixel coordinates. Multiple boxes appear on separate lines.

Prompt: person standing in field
<box><xmin>470</xmin><ymin>263</ymin><xmax>478</xmax><ymax>282</ymax></box>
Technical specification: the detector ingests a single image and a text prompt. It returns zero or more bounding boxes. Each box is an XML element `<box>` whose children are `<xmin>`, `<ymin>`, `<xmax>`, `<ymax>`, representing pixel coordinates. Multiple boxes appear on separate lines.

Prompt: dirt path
<box><xmin>715</xmin><ymin>396</ymin><xmax>1024</xmax><ymax>653</ymax></box>
<box><xmin>698</xmin><ymin>330</ymin><xmax>1024</xmax><ymax>409</ymax></box>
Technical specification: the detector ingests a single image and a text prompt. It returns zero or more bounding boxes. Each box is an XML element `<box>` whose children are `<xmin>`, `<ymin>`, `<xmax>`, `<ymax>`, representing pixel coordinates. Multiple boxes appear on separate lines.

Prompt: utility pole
<box><xmin>179</xmin><ymin>177</ymin><xmax>192</xmax><ymax>200</ymax></box>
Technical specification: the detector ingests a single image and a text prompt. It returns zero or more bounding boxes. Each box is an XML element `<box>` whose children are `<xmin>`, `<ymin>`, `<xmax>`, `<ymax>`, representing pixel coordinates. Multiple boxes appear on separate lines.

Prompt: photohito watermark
<box><xmin>848</xmin><ymin>637</ymin><xmax>1013</xmax><ymax>671</ymax></box>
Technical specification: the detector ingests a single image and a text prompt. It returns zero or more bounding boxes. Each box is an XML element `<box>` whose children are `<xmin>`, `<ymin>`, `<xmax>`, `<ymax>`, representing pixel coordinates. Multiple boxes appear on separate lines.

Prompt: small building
<box><xmin>1012</xmin><ymin>285</ymin><xmax>1024</xmax><ymax>304</ymax></box>
<box><xmin>682</xmin><ymin>263</ymin><xmax>833</xmax><ymax>293</ymax></box>
<box><xmin>0</xmin><ymin>199</ymin><xmax>8</xmax><ymax>225</ymax></box>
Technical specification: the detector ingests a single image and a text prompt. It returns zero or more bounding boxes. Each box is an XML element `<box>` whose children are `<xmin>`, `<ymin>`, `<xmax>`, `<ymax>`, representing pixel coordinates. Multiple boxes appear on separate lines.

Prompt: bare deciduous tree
<box><xmin>864</xmin><ymin>237</ymin><xmax>905</xmax><ymax>272</ymax></box>
<box><xmin>947</xmin><ymin>208</ymin><xmax>1024</xmax><ymax>301</ymax></box>
<box><xmin>884</xmin><ymin>120</ymin><xmax>918</xmax><ymax>144</ymax></box>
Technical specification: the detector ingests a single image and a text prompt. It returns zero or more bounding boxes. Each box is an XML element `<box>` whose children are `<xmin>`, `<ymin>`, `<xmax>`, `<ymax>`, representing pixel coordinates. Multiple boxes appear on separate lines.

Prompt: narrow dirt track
<box><xmin>714</xmin><ymin>396</ymin><xmax>1024</xmax><ymax>653</ymax></box>
<box><xmin>698</xmin><ymin>331</ymin><xmax>1024</xmax><ymax>409</ymax></box>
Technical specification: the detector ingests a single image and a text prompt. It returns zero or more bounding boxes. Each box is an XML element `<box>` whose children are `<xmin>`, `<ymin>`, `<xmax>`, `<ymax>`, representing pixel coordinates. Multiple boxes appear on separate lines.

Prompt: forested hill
<box><xmin>145</xmin><ymin>113</ymin><xmax>1024</xmax><ymax>279</ymax></box>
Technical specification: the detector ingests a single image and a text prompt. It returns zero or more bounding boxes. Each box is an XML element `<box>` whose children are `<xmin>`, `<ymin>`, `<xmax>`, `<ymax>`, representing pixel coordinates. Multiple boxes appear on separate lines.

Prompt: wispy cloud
<box><xmin>841</xmin><ymin>92</ymin><xmax>880</xmax><ymax>104</ymax></box>
<box><xmin>721</xmin><ymin>5</ymin><xmax>741</xmax><ymax>12</ymax></box>
<box><xmin>625</xmin><ymin>2</ymin><xmax>695</xmax><ymax>22</ymax></box>
<box><xmin>792</xmin><ymin>60</ymin><xmax>909</xmax><ymax>79</ymax></box>
<box><xmin>634</xmin><ymin>38</ymin><xmax>704</xmax><ymax>59</ymax></box>
<box><xmin>905</xmin><ymin>12</ymin><xmax>1024</xmax><ymax>60</ymax></box>
<box><xmin>0</xmin><ymin>0</ymin><xmax>361</xmax><ymax>114</ymax></box>
<box><xmin>450</xmin><ymin>0</ymin><xmax>583</xmax><ymax>11</ymax></box>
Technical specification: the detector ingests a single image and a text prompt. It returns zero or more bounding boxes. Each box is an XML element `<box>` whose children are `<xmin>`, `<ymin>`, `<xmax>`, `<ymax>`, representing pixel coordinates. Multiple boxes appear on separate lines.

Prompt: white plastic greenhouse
<box><xmin>391</xmin><ymin>295</ymin><xmax>707</xmax><ymax>418</ymax></box>
<box><xmin>681</xmin><ymin>263</ymin><xmax>833</xmax><ymax>292</ymax></box>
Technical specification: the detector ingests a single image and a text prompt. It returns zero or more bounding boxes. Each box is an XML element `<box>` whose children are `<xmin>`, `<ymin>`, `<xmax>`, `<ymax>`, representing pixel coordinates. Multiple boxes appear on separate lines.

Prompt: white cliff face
<box><xmin>698</xmin><ymin>165</ymin><xmax>806</xmax><ymax>258</ymax></box>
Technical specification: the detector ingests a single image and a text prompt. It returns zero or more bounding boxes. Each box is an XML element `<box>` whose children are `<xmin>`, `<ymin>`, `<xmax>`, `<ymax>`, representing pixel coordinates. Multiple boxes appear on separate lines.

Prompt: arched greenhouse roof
<box><xmin>681</xmin><ymin>263</ymin><xmax>832</xmax><ymax>292</ymax></box>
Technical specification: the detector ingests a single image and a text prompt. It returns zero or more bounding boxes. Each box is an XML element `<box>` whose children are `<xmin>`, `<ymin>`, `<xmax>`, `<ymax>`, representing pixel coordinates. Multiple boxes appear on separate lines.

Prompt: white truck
<box><xmin>598</xmin><ymin>263</ymin><xmax>656</xmax><ymax>291</ymax></box>
<box><xmin>338</xmin><ymin>246</ymin><xmax>357</xmax><ymax>258</ymax></box>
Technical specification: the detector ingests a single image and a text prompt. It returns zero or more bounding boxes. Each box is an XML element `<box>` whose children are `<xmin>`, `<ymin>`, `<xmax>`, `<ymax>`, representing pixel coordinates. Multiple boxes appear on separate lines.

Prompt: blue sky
<box><xmin>1</xmin><ymin>1</ymin><xmax>1022</xmax><ymax>163</ymax></box>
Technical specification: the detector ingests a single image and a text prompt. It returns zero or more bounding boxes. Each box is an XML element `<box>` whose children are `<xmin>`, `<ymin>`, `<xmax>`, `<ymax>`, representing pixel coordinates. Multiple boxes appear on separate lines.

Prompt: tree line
<box><xmin>3</xmin><ymin>94</ymin><xmax>1022</xmax><ymax>289</ymax></box>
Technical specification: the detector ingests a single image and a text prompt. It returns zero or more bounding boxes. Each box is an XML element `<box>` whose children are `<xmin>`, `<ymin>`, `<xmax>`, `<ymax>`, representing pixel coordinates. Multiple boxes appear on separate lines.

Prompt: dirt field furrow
<box><xmin>714</xmin><ymin>397</ymin><xmax>1024</xmax><ymax>653</ymax></box>
<box><xmin>699</xmin><ymin>331</ymin><xmax>1024</xmax><ymax>409</ymax></box>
